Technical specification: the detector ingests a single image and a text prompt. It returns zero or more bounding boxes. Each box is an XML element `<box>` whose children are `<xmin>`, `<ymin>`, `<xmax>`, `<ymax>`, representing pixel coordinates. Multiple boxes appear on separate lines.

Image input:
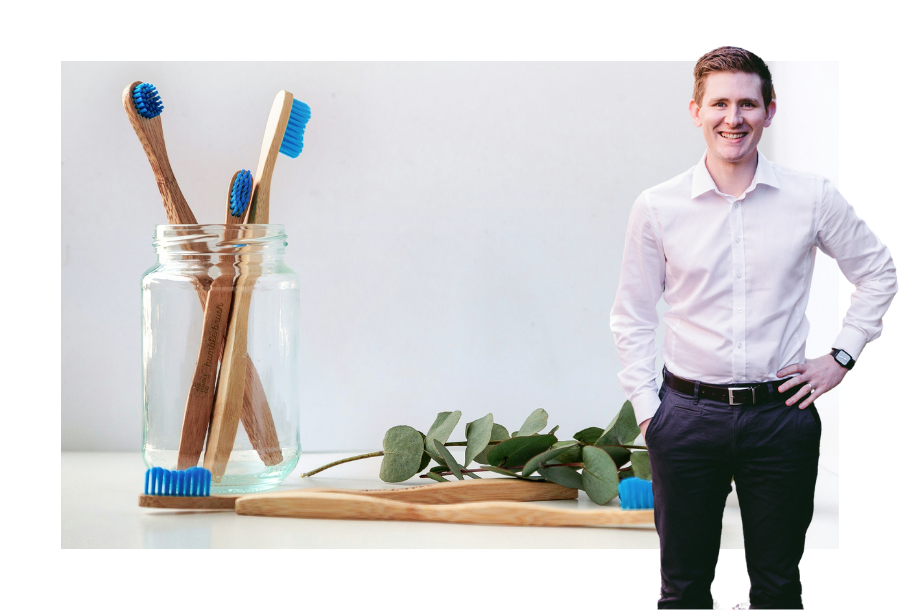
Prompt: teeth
<box><xmin>721</xmin><ymin>133</ymin><xmax>746</xmax><ymax>140</ymax></box>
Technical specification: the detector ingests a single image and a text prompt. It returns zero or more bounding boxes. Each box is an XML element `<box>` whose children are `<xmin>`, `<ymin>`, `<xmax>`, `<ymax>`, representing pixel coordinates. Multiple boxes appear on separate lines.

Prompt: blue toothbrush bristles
<box><xmin>132</xmin><ymin>82</ymin><xmax>164</xmax><ymax>119</ymax></box>
<box><xmin>144</xmin><ymin>466</ymin><xmax>212</xmax><ymax>496</ymax></box>
<box><xmin>279</xmin><ymin>99</ymin><xmax>311</xmax><ymax>158</ymax></box>
<box><xmin>229</xmin><ymin>169</ymin><xmax>253</xmax><ymax>217</ymax></box>
<box><xmin>618</xmin><ymin>477</ymin><xmax>654</xmax><ymax>510</ymax></box>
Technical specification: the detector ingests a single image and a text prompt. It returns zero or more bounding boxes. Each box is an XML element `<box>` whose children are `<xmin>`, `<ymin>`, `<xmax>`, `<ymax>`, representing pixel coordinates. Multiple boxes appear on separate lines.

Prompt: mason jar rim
<box><xmin>153</xmin><ymin>224</ymin><xmax>287</xmax><ymax>255</ymax></box>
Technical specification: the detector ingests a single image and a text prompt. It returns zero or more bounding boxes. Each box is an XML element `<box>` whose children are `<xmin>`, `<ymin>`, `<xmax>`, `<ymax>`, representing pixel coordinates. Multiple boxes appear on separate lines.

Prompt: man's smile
<box><xmin>718</xmin><ymin>131</ymin><xmax>748</xmax><ymax>141</ymax></box>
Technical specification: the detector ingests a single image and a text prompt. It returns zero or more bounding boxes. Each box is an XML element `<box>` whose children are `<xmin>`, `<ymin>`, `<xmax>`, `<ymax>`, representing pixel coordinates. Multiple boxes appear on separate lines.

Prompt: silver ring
<box><xmin>808</xmin><ymin>384</ymin><xmax>815</xmax><ymax>393</ymax></box>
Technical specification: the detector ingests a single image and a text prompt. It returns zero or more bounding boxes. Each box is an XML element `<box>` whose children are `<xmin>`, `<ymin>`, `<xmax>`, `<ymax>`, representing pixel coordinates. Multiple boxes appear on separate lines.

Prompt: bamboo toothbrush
<box><xmin>122</xmin><ymin>81</ymin><xmax>196</xmax><ymax>224</ymax></box>
<box><xmin>139</xmin><ymin>470</ymin><xmax>578</xmax><ymax>509</ymax></box>
<box><xmin>247</xmin><ymin>90</ymin><xmax>311</xmax><ymax>224</ymax></box>
<box><xmin>235</xmin><ymin>491</ymin><xmax>655</xmax><ymax>527</ymax></box>
<box><xmin>204</xmin><ymin>91</ymin><xmax>311</xmax><ymax>482</ymax></box>
<box><xmin>175</xmin><ymin>170</ymin><xmax>251</xmax><ymax>469</ymax></box>
<box><xmin>228</xmin><ymin>173</ymin><xmax>283</xmax><ymax>467</ymax></box>
<box><xmin>123</xmin><ymin>82</ymin><xmax>282</xmax><ymax>468</ymax></box>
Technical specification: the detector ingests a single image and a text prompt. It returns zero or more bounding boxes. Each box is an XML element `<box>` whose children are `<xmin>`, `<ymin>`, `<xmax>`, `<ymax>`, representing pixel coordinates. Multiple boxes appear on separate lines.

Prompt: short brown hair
<box><xmin>693</xmin><ymin>46</ymin><xmax>775</xmax><ymax>109</ymax></box>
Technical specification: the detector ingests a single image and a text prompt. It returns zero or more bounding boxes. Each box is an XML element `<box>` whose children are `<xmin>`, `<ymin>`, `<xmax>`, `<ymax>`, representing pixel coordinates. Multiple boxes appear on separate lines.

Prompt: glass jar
<box><xmin>142</xmin><ymin>224</ymin><xmax>301</xmax><ymax>493</ymax></box>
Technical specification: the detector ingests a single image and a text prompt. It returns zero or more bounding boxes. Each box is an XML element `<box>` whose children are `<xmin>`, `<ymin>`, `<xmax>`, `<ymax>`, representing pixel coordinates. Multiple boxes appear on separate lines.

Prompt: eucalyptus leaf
<box><xmin>473</xmin><ymin>424</ymin><xmax>511</xmax><ymax>464</ymax></box>
<box><xmin>379</xmin><ymin>425</ymin><xmax>426</xmax><ymax>483</ymax></box>
<box><xmin>480</xmin><ymin>466</ymin><xmax>545</xmax><ymax>481</ymax></box>
<box><xmin>582</xmin><ymin>445</ymin><xmax>620</xmax><ymax>505</ymax></box>
<box><xmin>549</xmin><ymin>425</ymin><xmax>559</xmax><ymax>435</ymax></box>
<box><xmin>434</xmin><ymin>440</ymin><xmax>465</xmax><ymax>481</ymax></box>
<box><xmin>573</xmin><ymin>427</ymin><xmax>605</xmax><ymax>445</ymax></box>
<box><xmin>511</xmin><ymin>431</ymin><xmax>519</xmax><ymax>438</ymax></box>
<box><xmin>595</xmin><ymin>401</ymin><xmax>639</xmax><ymax>448</ymax></box>
<box><xmin>464</xmin><ymin>413</ymin><xmax>494</xmax><ymax>467</ymax></box>
<box><xmin>427</xmin><ymin>472</ymin><xmax>450</xmax><ymax>482</ymax></box>
<box><xmin>538</xmin><ymin>465</ymin><xmax>585</xmax><ymax>490</ymax></box>
<box><xmin>487</xmin><ymin>434</ymin><xmax>557</xmax><ymax>468</ymax></box>
<box><xmin>521</xmin><ymin>441</ymin><xmax>578</xmax><ymax>477</ymax></box>
<box><xmin>618</xmin><ymin>469</ymin><xmax>635</xmax><ymax>480</ymax></box>
<box><xmin>630</xmin><ymin>450</ymin><xmax>652</xmax><ymax>480</ymax></box>
<box><xmin>425</xmin><ymin>411</ymin><xmax>462</xmax><ymax>462</ymax></box>
<box><xmin>551</xmin><ymin>441</ymin><xmax>583</xmax><ymax>465</ymax></box>
<box><xmin>601</xmin><ymin>446</ymin><xmax>632</xmax><ymax>468</ymax></box>
<box><xmin>430</xmin><ymin>465</ymin><xmax>448</xmax><ymax>473</ymax></box>
<box><xmin>465</xmin><ymin>471</ymin><xmax>482</xmax><ymax>479</ymax></box>
<box><xmin>518</xmin><ymin>408</ymin><xmax>549</xmax><ymax>436</ymax></box>
<box><xmin>416</xmin><ymin>430</ymin><xmax>431</xmax><ymax>473</ymax></box>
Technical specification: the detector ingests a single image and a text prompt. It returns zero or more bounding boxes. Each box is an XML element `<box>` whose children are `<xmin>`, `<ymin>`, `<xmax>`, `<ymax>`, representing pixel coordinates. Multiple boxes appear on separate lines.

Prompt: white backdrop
<box><xmin>61</xmin><ymin>61</ymin><xmax>840</xmax><ymax>471</ymax></box>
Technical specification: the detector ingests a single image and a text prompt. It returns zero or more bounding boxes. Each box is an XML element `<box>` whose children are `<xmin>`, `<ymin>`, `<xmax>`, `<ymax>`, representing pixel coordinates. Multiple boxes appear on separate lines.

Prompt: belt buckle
<box><xmin>728</xmin><ymin>386</ymin><xmax>755</xmax><ymax>405</ymax></box>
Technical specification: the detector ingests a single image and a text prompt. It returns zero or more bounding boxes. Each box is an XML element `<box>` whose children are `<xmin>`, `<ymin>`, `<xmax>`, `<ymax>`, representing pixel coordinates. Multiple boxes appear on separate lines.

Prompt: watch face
<box><xmin>836</xmin><ymin>351</ymin><xmax>851</xmax><ymax>366</ymax></box>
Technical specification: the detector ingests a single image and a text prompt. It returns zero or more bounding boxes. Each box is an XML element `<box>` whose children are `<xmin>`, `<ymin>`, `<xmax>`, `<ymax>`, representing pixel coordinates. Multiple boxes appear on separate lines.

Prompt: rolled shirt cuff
<box><xmin>630</xmin><ymin>389</ymin><xmax>661</xmax><ymax>426</ymax></box>
<box><xmin>832</xmin><ymin>325</ymin><xmax>868</xmax><ymax>361</ymax></box>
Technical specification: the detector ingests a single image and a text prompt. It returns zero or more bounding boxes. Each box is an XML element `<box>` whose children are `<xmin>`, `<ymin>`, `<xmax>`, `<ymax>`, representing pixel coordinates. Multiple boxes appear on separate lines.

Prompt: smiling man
<box><xmin>610</xmin><ymin>47</ymin><xmax>897</xmax><ymax>609</ymax></box>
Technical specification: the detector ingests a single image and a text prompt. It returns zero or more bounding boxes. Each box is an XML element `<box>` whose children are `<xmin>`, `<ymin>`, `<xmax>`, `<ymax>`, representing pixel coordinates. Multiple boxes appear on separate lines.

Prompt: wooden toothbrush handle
<box><xmin>204</xmin><ymin>262</ymin><xmax>261</xmax><ymax>482</ymax></box>
<box><xmin>189</xmin><ymin>273</ymin><xmax>282</xmax><ymax>468</ymax></box>
<box><xmin>296</xmin><ymin>478</ymin><xmax>578</xmax><ymax>504</ymax></box>
<box><xmin>234</xmin><ymin>491</ymin><xmax>655</xmax><ymax>527</ymax></box>
<box><xmin>177</xmin><ymin>272</ymin><xmax>236</xmax><ymax>470</ymax></box>
<box><xmin>139</xmin><ymin>494</ymin><xmax>242</xmax><ymax>510</ymax></box>
<box><xmin>239</xmin><ymin>361</ymin><xmax>283</xmax><ymax>466</ymax></box>
<box><xmin>247</xmin><ymin>90</ymin><xmax>293</xmax><ymax>225</ymax></box>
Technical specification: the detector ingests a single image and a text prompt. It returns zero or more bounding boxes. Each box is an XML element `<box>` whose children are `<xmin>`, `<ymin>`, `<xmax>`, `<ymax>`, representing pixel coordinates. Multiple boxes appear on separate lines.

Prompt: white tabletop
<box><xmin>61</xmin><ymin>450</ymin><xmax>838</xmax><ymax>549</ymax></box>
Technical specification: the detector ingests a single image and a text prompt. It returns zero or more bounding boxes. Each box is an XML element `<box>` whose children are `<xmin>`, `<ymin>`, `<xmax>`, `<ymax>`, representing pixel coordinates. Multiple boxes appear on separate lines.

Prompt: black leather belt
<box><xmin>663</xmin><ymin>368</ymin><xmax>802</xmax><ymax>405</ymax></box>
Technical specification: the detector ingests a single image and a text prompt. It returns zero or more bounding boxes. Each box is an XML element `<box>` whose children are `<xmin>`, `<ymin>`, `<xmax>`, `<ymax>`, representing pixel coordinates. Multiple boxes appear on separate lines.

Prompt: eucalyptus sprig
<box><xmin>299</xmin><ymin>401</ymin><xmax>651</xmax><ymax>506</ymax></box>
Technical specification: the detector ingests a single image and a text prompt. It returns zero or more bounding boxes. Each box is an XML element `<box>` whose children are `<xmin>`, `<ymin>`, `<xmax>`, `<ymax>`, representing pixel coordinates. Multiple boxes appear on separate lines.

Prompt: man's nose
<box><xmin>725</xmin><ymin>107</ymin><xmax>743</xmax><ymax>126</ymax></box>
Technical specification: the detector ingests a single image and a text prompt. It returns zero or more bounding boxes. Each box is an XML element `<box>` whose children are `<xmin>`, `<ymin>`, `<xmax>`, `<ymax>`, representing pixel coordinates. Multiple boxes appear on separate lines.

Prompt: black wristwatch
<box><xmin>830</xmin><ymin>348</ymin><xmax>856</xmax><ymax>370</ymax></box>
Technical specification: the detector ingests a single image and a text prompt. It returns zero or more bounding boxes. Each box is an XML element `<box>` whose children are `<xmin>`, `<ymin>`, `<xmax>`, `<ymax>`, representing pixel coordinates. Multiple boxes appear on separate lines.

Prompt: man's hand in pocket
<box><xmin>639</xmin><ymin>418</ymin><xmax>651</xmax><ymax>443</ymax></box>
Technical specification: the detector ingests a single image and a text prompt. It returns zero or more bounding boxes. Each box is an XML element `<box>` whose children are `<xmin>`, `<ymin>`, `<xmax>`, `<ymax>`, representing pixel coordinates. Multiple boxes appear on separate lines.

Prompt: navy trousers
<box><xmin>645</xmin><ymin>376</ymin><xmax>821</xmax><ymax>609</ymax></box>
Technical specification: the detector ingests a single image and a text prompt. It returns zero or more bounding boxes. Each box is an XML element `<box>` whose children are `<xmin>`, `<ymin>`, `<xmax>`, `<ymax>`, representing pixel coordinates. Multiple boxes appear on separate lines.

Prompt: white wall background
<box><xmin>61</xmin><ymin>62</ymin><xmax>839</xmax><ymax>470</ymax></box>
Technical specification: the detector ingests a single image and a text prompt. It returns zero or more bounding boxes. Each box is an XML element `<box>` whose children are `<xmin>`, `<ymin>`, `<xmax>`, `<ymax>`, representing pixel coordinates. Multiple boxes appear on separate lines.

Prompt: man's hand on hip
<box><xmin>776</xmin><ymin>354</ymin><xmax>849</xmax><ymax>409</ymax></box>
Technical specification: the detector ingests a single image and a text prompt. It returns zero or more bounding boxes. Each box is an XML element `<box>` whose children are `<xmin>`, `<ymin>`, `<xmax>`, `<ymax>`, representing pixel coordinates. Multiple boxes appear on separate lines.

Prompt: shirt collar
<box><xmin>691</xmin><ymin>150</ymin><xmax>780</xmax><ymax>200</ymax></box>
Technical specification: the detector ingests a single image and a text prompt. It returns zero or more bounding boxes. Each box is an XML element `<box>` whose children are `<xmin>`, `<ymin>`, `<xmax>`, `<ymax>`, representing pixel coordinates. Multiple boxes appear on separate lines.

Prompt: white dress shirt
<box><xmin>610</xmin><ymin>151</ymin><xmax>898</xmax><ymax>425</ymax></box>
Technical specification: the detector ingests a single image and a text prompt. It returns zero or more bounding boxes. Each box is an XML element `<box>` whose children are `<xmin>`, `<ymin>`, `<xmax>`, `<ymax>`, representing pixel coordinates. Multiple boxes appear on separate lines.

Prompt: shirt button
<box><xmin>737</xmin><ymin>376</ymin><xmax>744</xmax><ymax>381</ymax></box>
<box><xmin>735</xmin><ymin>237</ymin><xmax>741</xmax><ymax>243</ymax></box>
<box><xmin>737</xmin><ymin>273</ymin><xmax>742</xmax><ymax>278</ymax></box>
<box><xmin>737</xmin><ymin>307</ymin><xmax>743</xmax><ymax>313</ymax></box>
<box><xmin>737</xmin><ymin>342</ymin><xmax>742</xmax><ymax>348</ymax></box>
<box><xmin>733</xmin><ymin>203</ymin><xmax>738</xmax><ymax>209</ymax></box>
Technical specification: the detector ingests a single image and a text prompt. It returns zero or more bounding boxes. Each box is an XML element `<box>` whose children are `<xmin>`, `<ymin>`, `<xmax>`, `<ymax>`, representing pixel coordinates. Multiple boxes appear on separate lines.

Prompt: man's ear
<box><xmin>764</xmin><ymin>100</ymin><xmax>777</xmax><ymax>127</ymax></box>
<box><xmin>689</xmin><ymin>98</ymin><xmax>702</xmax><ymax>127</ymax></box>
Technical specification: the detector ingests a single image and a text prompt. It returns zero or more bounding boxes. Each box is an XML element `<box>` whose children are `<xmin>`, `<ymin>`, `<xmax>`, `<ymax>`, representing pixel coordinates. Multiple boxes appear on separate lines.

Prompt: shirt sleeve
<box><xmin>610</xmin><ymin>192</ymin><xmax>667</xmax><ymax>424</ymax></box>
<box><xmin>816</xmin><ymin>178</ymin><xmax>898</xmax><ymax>360</ymax></box>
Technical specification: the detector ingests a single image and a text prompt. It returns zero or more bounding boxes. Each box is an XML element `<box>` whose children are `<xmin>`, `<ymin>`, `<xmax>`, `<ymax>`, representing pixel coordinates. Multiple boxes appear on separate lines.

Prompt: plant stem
<box><xmin>301</xmin><ymin>440</ymin><xmax>505</xmax><ymax>478</ymax></box>
<box><xmin>299</xmin><ymin>451</ymin><xmax>384</xmax><ymax>478</ymax></box>
<box><xmin>423</xmin><ymin>462</ymin><xmax>578</xmax><ymax>478</ymax></box>
<box><xmin>299</xmin><ymin>441</ymin><xmax>644</xmax><ymax>479</ymax></box>
<box><xmin>425</xmin><ymin>461</ymin><xmax>637</xmax><ymax>479</ymax></box>
<box><xmin>419</xmin><ymin>466</ymin><xmax>494</xmax><ymax>478</ymax></box>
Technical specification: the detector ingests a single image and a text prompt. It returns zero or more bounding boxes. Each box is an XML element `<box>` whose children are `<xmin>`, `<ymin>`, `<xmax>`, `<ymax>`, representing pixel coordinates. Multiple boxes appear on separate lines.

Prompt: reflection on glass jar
<box><xmin>142</xmin><ymin>224</ymin><xmax>301</xmax><ymax>493</ymax></box>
